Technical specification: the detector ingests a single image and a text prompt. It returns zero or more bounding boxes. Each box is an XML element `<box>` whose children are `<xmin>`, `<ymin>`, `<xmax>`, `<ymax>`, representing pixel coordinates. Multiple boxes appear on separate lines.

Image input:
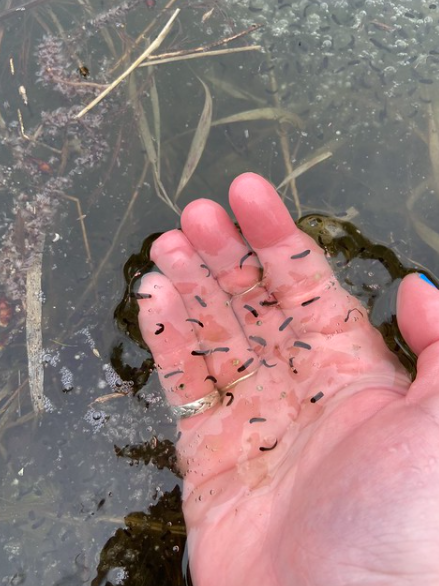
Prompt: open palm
<box><xmin>138</xmin><ymin>173</ymin><xmax>439</xmax><ymax>586</ymax></box>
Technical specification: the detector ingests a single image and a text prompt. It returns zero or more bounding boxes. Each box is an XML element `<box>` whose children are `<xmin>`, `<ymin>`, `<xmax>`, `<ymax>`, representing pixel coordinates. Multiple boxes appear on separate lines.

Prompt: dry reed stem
<box><xmin>109</xmin><ymin>0</ymin><xmax>180</xmax><ymax>74</ymax></box>
<box><xmin>139</xmin><ymin>45</ymin><xmax>262</xmax><ymax>68</ymax></box>
<box><xmin>26</xmin><ymin>235</ymin><xmax>46</xmax><ymax>414</ymax></box>
<box><xmin>60</xmin><ymin>193</ymin><xmax>93</xmax><ymax>266</ymax></box>
<box><xmin>74</xmin><ymin>8</ymin><xmax>180</xmax><ymax>119</ymax></box>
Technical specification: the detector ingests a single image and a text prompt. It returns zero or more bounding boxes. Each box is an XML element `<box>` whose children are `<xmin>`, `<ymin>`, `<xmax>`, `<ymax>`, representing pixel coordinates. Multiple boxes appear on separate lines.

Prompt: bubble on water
<box><xmin>84</xmin><ymin>408</ymin><xmax>107</xmax><ymax>433</ymax></box>
<box><xmin>102</xmin><ymin>363</ymin><xmax>134</xmax><ymax>394</ymax></box>
<box><xmin>78</xmin><ymin>326</ymin><xmax>96</xmax><ymax>350</ymax></box>
<box><xmin>42</xmin><ymin>350</ymin><xmax>60</xmax><ymax>367</ymax></box>
<box><xmin>42</xmin><ymin>395</ymin><xmax>55</xmax><ymax>413</ymax></box>
<box><xmin>59</xmin><ymin>365</ymin><xmax>73</xmax><ymax>391</ymax></box>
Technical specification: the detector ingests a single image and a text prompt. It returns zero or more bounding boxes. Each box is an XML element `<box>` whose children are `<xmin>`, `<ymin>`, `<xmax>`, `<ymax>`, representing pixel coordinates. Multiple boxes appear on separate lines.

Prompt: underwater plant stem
<box><xmin>267</xmin><ymin>62</ymin><xmax>302</xmax><ymax>215</ymax></box>
<box><xmin>69</xmin><ymin>160</ymin><xmax>150</xmax><ymax>325</ymax></box>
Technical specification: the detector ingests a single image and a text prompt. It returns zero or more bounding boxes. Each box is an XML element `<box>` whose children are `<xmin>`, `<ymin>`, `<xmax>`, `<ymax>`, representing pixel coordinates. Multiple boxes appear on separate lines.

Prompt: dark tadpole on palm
<box><xmin>290</xmin><ymin>249</ymin><xmax>310</xmax><ymax>260</ymax></box>
<box><xmin>186</xmin><ymin>318</ymin><xmax>204</xmax><ymax>327</ymax></box>
<box><xmin>200</xmin><ymin>263</ymin><xmax>211</xmax><ymax>277</ymax></box>
<box><xmin>259</xmin><ymin>439</ymin><xmax>277</xmax><ymax>452</ymax></box>
<box><xmin>239</xmin><ymin>251</ymin><xmax>254</xmax><ymax>268</ymax></box>
<box><xmin>238</xmin><ymin>358</ymin><xmax>254</xmax><ymax>373</ymax></box>
<box><xmin>261</xmin><ymin>359</ymin><xmax>277</xmax><ymax>368</ymax></box>
<box><xmin>244</xmin><ymin>304</ymin><xmax>258</xmax><ymax>318</ymax></box>
<box><xmin>195</xmin><ymin>295</ymin><xmax>207</xmax><ymax>307</ymax></box>
<box><xmin>279</xmin><ymin>316</ymin><xmax>293</xmax><ymax>331</ymax></box>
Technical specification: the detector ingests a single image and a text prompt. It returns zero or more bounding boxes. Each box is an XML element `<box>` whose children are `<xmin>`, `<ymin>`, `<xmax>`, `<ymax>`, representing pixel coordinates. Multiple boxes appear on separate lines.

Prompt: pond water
<box><xmin>1</xmin><ymin>0</ymin><xmax>439</xmax><ymax>584</ymax></box>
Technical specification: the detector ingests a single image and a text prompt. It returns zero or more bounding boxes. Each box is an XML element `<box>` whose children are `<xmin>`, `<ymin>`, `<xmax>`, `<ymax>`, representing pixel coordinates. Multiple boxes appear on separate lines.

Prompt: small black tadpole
<box><xmin>212</xmin><ymin>347</ymin><xmax>230</xmax><ymax>353</ymax></box>
<box><xmin>205</xmin><ymin>375</ymin><xmax>217</xmax><ymax>384</ymax></box>
<box><xmin>249</xmin><ymin>417</ymin><xmax>267</xmax><ymax>423</ymax></box>
<box><xmin>261</xmin><ymin>359</ymin><xmax>277</xmax><ymax>368</ymax></box>
<box><xmin>238</xmin><ymin>358</ymin><xmax>254</xmax><ymax>372</ymax></box>
<box><xmin>310</xmin><ymin>391</ymin><xmax>324</xmax><ymax>403</ymax></box>
<box><xmin>260</xmin><ymin>299</ymin><xmax>278</xmax><ymax>307</ymax></box>
<box><xmin>164</xmin><ymin>370</ymin><xmax>184</xmax><ymax>379</ymax></box>
<box><xmin>301</xmin><ymin>296</ymin><xmax>321</xmax><ymax>307</ymax></box>
<box><xmin>290</xmin><ymin>249</ymin><xmax>310</xmax><ymax>259</ymax></box>
<box><xmin>244</xmin><ymin>304</ymin><xmax>258</xmax><ymax>318</ymax></box>
<box><xmin>249</xmin><ymin>335</ymin><xmax>267</xmax><ymax>347</ymax></box>
<box><xmin>239</xmin><ymin>251</ymin><xmax>254</xmax><ymax>269</ymax></box>
<box><xmin>344</xmin><ymin>308</ymin><xmax>363</xmax><ymax>323</ymax></box>
<box><xmin>289</xmin><ymin>357</ymin><xmax>299</xmax><ymax>374</ymax></box>
<box><xmin>294</xmin><ymin>341</ymin><xmax>311</xmax><ymax>350</ymax></box>
<box><xmin>279</xmin><ymin>316</ymin><xmax>293</xmax><ymax>331</ymax></box>
<box><xmin>259</xmin><ymin>439</ymin><xmax>278</xmax><ymax>451</ymax></box>
<box><xmin>225</xmin><ymin>392</ymin><xmax>234</xmax><ymax>406</ymax></box>
<box><xmin>200</xmin><ymin>263</ymin><xmax>211</xmax><ymax>277</ymax></box>
<box><xmin>130</xmin><ymin>292</ymin><xmax>151</xmax><ymax>299</ymax></box>
<box><xmin>186</xmin><ymin>318</ymin><xmax>204</xmax><ymax>327</ymax></box>
<box><xmin>154</xmin><ymin>323</ymin><xmax>165</xmax><ymax>335</ymax></box>
<box><xmin>195</xmin><ymin>295</ymin><xmax>207</xmax><ymax>307</ymax></box>
<box><xmin>191</xmin><ymin>349</ymin><xmax>210</xmax><ymax>356</ymax></box>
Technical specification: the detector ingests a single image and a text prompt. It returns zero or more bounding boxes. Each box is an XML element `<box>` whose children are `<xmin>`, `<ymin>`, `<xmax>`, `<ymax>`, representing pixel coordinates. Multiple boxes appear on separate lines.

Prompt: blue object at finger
<box><xmin>419</xmin><ymin>273</ymin><xmax>437</xmax><ymax>288</ymax></box>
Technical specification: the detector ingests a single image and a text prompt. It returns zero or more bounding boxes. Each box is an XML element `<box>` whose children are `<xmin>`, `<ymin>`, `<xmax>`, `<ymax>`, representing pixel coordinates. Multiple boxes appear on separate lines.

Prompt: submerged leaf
<box><xmin>212</xmin><ymin>107</ymin><xmax>304</xmax><ymax>129</ymax></box>
<box><xmin>412</xmin><ymin>216</ymin><xmax>439</xmax><ymax>256</ymax></box>
<box><xmin>174</xmin><ymin>78</ymin><xmax>213</xmax><ymax>202</ymax></box>
<box><xmin>277</xmin><ymin>151</ymin><xmax>332</xmax><ymax>190</ymax></box>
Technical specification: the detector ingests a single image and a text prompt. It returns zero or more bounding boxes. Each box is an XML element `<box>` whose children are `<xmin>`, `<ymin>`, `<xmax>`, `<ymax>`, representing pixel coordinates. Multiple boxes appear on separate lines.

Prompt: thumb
<box><xmin>397</xmin><ymin>272</ymin><xmax>439</xmax><ymax>403</ymax></box>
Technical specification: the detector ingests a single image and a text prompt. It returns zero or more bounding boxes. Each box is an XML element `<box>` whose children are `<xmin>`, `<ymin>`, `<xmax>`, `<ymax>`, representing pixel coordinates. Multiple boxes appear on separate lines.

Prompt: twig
<box><xmin>74</xmin><ymin>8</ymin><xmax>180</xmax><ymax>119</ymax></box>
<box><xmin>109</xmin><ymin>0</ymin><xmax>180</xmax><ymax>74</ymax></box>
<box><xmin>142</xmin><ymin>23</ymin><xmax>263</xmax><ymax>61</ymax></box>
<box><xmin>139</xmin><ymin>45</ymin><xmax>262</xmax><ymax>68</ymax></box>
<box><xmin>26</xmin><ymin>235</ymin><xmax>46</xmax><ymax>414</ymax></box>
<box><xmin>202</xmin><ymin>23</ymin><xmax>263</xmax><ymax>51</ymax></box>
<box><xmin>60</xmin><ymin>193</ymin><xmax>93</xmax><ymax>265</ymax></box>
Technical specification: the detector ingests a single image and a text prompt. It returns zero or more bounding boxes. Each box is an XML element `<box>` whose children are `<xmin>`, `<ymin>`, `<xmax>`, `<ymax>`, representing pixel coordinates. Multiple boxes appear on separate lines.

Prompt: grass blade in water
<box><xmin>174</xmin><ymin>78</ymin><xmax>212</xmax><ymax>202</ymax></box>
<box><xmin>212</xmin><ymin>107</ymin><xmax>304</xmax><ymax>129</ymax></box>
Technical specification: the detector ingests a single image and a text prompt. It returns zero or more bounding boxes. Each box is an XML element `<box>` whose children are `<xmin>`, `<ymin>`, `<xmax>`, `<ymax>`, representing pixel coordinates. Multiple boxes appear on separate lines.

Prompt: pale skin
<box><xmin>138</xmin><ymin>173</ymin><xmax>439</xmax><ymax>586</ymax></box>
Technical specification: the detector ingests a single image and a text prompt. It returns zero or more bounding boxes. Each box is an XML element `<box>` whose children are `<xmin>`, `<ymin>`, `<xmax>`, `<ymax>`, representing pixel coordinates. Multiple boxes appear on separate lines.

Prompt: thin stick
<box><xmin>61</xmin><ymin>194</ymin><xmax>93</xmax><ymax>265</ymax></box>
<box><xmin>74</xmin><ymin>8</ymin><xmax>180</xmax><ymax>119</ymax></box>
<box><xmin>26</xmin><ymin>235</ymin><xmax>46</xmax><ymax>414</ymax></box>
<box><xmin>109</xmin><ymin>0</ymin><xmax>180</xmax><ymax>74</ymax></box>
<box><xmin>139</xmin><ymin>45</ymin><xmax>262</xmax><ymax>68</ymax></box>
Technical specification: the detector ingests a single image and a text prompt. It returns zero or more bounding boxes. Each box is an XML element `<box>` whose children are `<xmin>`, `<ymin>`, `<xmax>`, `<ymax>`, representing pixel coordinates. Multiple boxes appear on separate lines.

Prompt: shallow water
<box><xmin>0</xmin><ymin>0</ymin><xmax>439</xmax><ymax>584</ymax></box>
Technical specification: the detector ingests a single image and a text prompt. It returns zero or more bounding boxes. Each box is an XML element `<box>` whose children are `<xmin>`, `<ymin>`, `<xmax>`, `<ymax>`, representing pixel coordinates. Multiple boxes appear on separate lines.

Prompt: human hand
<box><xmin>138</xmin><ymin>173</ymin><xmax>439</xmax><ymax>586</ymax></box>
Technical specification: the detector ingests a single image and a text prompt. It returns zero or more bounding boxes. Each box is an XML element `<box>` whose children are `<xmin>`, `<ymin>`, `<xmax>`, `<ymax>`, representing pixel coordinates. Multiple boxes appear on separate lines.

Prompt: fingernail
<box><xmin>419</xmin><ymin>273</ymin><xmax>437</xmax><ymax>288</ymax></box>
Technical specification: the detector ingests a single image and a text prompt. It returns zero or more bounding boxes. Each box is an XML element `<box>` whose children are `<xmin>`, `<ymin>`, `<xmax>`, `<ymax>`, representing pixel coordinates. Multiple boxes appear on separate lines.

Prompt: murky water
<box><xmin>0</xmin><ymin>0</ymin><xmax>439</xmax><ymax>584</ymax></box>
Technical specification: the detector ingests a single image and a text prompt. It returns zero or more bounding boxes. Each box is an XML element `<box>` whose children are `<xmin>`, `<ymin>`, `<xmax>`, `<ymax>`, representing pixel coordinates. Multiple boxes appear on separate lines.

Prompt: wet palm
<box><xmin>138</xmin><ymin>173</ymin><xmax>439</xmax><ymax>585</ymax></box>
